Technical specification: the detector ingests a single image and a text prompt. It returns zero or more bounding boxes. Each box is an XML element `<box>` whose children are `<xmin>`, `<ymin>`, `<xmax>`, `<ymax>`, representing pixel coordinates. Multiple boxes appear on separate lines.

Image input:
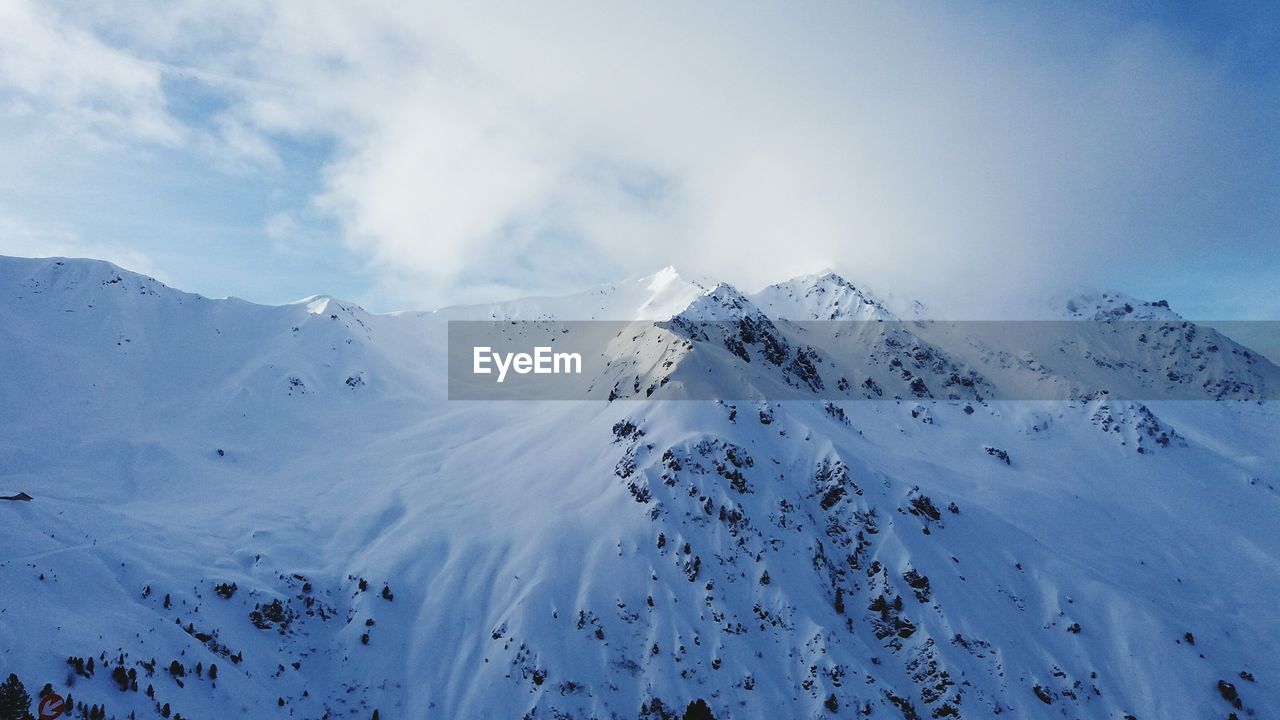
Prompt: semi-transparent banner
<box><xmin>447</xmin><ymin>320</ymin><xmax>1279</xmax><ymax>401</ymax></box>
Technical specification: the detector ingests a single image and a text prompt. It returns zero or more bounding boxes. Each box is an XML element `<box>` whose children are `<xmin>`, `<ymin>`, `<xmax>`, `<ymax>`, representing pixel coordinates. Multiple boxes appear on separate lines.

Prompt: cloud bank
<box><xmin>1</xmin><ymin>1</ymin><xmax>1277</xmax><ymax>316</ymax></box>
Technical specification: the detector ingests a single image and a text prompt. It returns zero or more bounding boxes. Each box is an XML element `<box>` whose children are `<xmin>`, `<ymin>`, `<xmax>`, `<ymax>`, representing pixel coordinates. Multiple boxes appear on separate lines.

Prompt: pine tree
<box><xmin>683</xmin><ymin>698</ymin><xmax>715</xmax><ymax>720</ymax></box>
<box><xmin>0</xmin><ymin>674</ymin><xmax>34</xmax><ymax>720</ymax></box>
<box><xmin>112</xmin><ymin>666</ymin><xmax>130</xmax><ymax>691</ymax></box>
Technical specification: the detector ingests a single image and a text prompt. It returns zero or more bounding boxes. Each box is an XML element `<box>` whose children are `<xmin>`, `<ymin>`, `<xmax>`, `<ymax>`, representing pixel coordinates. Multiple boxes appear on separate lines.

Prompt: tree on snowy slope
<box><xmin>683</xmin><ymin>699</ymin><xmax>716</xmax><ymax>720</ymax></box>
<box><xmin>0</xmin><ymin>674</ymin><xmax>34</xmax><ymax>720</ymax></box>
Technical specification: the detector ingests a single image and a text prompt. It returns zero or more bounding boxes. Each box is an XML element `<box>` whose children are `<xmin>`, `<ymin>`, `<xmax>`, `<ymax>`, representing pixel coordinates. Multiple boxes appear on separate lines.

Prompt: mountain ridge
<box><xmin>9</xmin><ymin>254</ymin><xmax>1267</xmax><ymax>329</ymax></box>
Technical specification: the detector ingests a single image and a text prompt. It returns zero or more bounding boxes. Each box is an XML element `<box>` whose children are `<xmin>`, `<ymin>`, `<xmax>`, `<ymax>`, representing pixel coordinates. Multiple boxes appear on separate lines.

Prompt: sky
<box><xmin>0</xmin><ymin>1</ymin><xmax>1277</xmax><ymax>320</ymax></box>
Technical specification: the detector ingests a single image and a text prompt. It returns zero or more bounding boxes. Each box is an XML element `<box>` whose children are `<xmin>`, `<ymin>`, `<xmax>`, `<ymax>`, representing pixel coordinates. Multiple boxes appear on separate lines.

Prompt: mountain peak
<box><xmin>0</xmin><ymin>255</ymin><xmax>182</xmax><ymax>308</ymax></box>
<box><xmin>750</xmin><ymin>271</ymin><xmax>895</xmax><ymax>321</ymax></box>
<box><xmin>644</xmin><ymin>265</ymin><xmax>682</xmax><ymax>285</ymax></box>
<box><xmin>428</xmin><ymin>265</ymin><xmax>713</xmax><ymax>321</ymax></box>
<box><xmin>292</xmin><ymin>294</ymin><xmax>367</xmax><ymax>317</ymax></box>
<box><xmin>672</xmin><ymin>282</ymin><xmax>761</xmax><ymax>322</ymax></box>
<box><xmin>2</xmin><ymin>254</ymin><xmax>156</xmax><ymax>284</ymax></box>
<box><xmin>1061</xmin><ymin>291</ymin><xmax>1182</xmax><ymax>321</ymax></box>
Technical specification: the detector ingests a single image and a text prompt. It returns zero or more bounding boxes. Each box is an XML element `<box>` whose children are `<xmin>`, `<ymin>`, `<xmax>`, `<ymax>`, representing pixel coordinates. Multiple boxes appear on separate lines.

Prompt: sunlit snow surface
<box><xmin>1</xmin><ymin>256</ymin><xmax>1277</xmax><ymax>719</ymax></box>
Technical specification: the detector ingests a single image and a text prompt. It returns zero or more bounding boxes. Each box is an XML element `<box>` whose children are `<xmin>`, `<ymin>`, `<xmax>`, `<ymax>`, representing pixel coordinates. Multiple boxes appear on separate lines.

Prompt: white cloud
<box><xmin>0</xmin><ymin>1</ymin><xmax>182</xmax><ymax>146</ymax></box>
<box><xmin>1</xmin><ymin>1</ymin><xmax>1276</xmax><ymax>314</ymax></box>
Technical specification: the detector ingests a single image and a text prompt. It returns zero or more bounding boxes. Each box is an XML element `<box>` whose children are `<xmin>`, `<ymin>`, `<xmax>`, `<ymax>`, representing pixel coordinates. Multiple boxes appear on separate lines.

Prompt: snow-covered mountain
<box><xmin>1</xmin><ymin>256</ymin><xmax>1277</xmax><ymax>719</ymax></box>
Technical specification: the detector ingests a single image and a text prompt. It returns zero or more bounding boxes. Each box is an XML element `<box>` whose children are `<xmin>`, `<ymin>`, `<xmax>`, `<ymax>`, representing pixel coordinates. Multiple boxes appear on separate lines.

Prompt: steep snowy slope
<box><xmin>1</xmin><ymin>256</ymin><xmax>1278</xmax><ymax>720</ymax></box>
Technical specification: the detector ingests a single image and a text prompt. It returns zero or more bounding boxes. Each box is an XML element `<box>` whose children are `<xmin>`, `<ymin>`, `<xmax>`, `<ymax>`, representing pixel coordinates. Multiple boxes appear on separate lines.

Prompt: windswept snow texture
<box><xmin>1</xmin><ymin>255</ymin><xmax>1278</xmax><ymax>720</ymax></box>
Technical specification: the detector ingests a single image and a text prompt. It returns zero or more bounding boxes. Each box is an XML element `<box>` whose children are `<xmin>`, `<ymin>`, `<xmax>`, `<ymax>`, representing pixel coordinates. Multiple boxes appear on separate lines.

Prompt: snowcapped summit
<box><xmin>672</xmin><ymin>282</ymin><xmax>762</xmax><ymax>323</ymax></box>
<box><xmin>291</xmin><ymin>294</ymin><xmax>374</xmax><ymax>325</ymax></box>
<box><xmin>1061</xmin><ymin>291</ymin><xmax>1183</xmax><ymax>321</ymax></box>
<box><xmin>430</xmin><ymin>265</ymin><xmax>712</xmax><ymax>321</ymax></box>
<box><xmin>629</xmin><ymin>266</ymin><xmax>716</xmax><ymax>319</ymax></box>
<box><xmin>0</xmin><ymin>254</ymin><xmax>176</xmax><ymax>304</ymax></box>
<box><xmin>750</xmin><ymin>271</ymin><xmax>895</xmax><ymax>321</ymax></box>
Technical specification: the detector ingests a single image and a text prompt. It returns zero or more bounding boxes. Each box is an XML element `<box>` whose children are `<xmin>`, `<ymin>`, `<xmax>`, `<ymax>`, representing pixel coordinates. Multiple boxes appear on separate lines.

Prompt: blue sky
<box><xmin>0</xmin><ymin>1</ymin><xmax>1276</xmax><ymax>322</ymax></box>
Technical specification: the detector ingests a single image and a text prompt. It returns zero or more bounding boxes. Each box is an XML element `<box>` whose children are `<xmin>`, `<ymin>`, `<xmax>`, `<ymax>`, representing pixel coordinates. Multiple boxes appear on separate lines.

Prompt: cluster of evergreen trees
<box><xmin>0</xmin><ymin>674</ymin><xmax>34</xmax><ymax>720</ymax></box>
